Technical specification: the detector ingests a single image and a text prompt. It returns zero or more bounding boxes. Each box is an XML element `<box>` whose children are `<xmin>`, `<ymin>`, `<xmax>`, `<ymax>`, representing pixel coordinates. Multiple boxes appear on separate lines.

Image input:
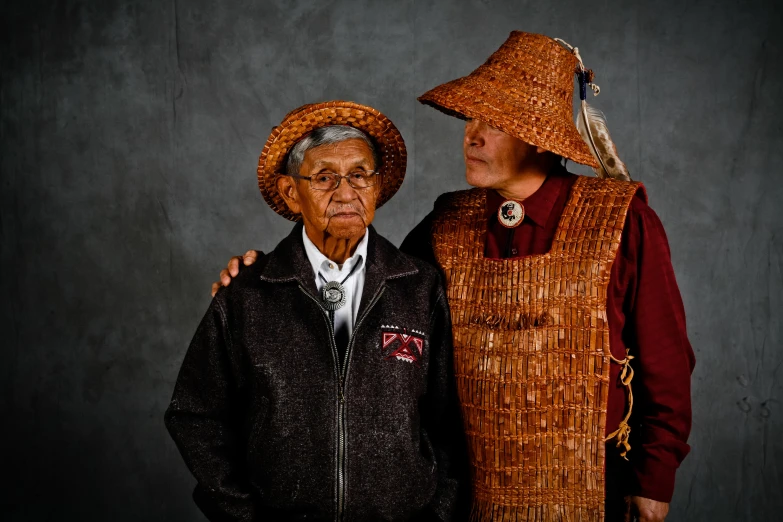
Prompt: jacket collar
<box><xmin>259</xmin><ymin>223</ymin><xmax>419</xmax><ymax>310</ymax></box>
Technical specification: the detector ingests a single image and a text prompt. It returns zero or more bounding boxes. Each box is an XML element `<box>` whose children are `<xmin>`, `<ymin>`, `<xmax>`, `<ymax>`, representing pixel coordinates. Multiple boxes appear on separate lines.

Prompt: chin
<box><xmin>465</xmin><ymin>167</ymin><xmax>493</xmax><ymax>188</ymax></box>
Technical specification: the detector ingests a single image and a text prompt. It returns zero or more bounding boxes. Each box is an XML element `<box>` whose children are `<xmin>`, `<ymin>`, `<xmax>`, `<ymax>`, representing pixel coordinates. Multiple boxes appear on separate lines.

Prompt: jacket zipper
<box><xmin>298</xmin><ymin>284</ymin><xmax>386</xmax><ymax>521</ymax></box>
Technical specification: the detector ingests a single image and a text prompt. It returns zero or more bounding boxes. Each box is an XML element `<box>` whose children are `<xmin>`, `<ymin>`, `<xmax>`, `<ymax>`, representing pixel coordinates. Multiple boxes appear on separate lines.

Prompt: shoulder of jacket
<box><xmin>216</xmin><ymin>252</ymin><xmax>270</xmax><ymax>303</ymax></box>
<box><xmin>401</xmin><ymin>253</ymin><xmax>439</xmax><ymax>280</ymax></box>
<box><xmin>385</xmin><ymin>252</ymin><xmax>446</xmax><ymax>306</ymax></box>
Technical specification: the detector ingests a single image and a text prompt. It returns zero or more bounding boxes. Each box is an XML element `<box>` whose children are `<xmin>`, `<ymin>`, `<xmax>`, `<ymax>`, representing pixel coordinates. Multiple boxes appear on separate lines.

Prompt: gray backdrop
<box><xmin>2</xmin><ymin>0</ymin><xmax>781</xmax><ymax>520</ymax></box>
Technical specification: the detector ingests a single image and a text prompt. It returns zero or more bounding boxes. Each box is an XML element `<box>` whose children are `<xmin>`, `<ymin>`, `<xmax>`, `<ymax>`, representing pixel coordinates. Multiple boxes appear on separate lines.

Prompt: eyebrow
<box><xmin>310</xmin><ymin>157</ymin><xmax>373</xmax><ymax>170</ymax></box>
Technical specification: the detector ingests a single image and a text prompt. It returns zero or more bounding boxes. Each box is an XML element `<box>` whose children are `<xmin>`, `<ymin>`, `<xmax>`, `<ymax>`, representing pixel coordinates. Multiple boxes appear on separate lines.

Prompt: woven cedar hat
<box><xmin>418</xmin><ymin>31</ymin><xmax>600</xmax><ymax>168</ymax></box>
<box><xmin>258</xmin><ymin>101</ymin><xmax>407</xmax><ymax>221</ymax></box>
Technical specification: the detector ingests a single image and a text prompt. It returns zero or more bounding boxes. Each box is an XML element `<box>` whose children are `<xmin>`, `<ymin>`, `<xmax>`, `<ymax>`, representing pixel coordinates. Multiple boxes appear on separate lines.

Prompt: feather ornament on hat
<box><xmin>555</xmin><ymin>39</ymin><xmax>631</xmax><ymax>181</ymax></box>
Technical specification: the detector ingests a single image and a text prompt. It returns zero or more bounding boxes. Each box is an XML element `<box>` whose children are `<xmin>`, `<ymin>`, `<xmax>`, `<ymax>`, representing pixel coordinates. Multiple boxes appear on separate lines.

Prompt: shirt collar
<box><xmin>301</xmin><ymin>226</ymin><xmax>368</xmax><ymax>281</ymax></box>
<box><xmin>486</xmin><ymin>164</ymin><xmax>569</xmax><ymax>228</ymax></box>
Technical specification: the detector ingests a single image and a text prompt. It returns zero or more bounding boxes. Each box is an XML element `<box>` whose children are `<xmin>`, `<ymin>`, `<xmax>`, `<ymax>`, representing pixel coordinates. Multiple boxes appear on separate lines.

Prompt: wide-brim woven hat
<box><xmin>258</xmin><ymin>100</ymin><xmax>407</xmax><ymax>221</ymax></box>
<box><xmin>418</xmin><ymin>31</ymin><xmax>600</xmax><ymax>168</ymax></box>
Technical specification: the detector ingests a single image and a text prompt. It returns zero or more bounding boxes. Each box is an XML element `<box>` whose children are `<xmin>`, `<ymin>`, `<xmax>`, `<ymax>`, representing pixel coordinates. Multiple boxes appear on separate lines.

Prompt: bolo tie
<box><xmin>497</xmin><ymin>199</ymin><xmax>525</xmax><ymax>257</ymax></box>
<box><xmin>319</xmin><ymin>260</ymin><xmax>363</xmax><ymax>361</ymax></box>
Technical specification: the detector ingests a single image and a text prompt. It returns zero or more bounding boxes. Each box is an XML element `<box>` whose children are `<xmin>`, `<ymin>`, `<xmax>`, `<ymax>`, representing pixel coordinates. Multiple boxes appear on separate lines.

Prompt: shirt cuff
<box><xmin>631</xmin><ymin>455</ymin><xmax>678</xmax><ymax>502</ymax></box>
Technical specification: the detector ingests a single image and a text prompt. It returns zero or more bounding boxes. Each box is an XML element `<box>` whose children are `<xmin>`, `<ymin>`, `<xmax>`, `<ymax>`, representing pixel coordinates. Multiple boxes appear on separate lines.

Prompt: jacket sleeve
<box><xmin>622</xmin><ymin>200</ymin><xmax>696</xmax><ymax>502</ymax></box>
<box><xmin>164</xmin><ymin>294</ymin><xmax>257</xmax><ymax>521</ymax></box>
<box><xmin>421</xmin><ymin>287</ymin><xmax>471</xmax><ymax>521</ymax></box>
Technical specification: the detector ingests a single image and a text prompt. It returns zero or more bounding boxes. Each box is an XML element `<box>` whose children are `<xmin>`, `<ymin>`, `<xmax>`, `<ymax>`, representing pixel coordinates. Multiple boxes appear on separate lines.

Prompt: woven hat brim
<box><xmin>257</xmin><ymin>101</ymin><xmax>407</xmax><ymax>222</ymax></box>
<box><xmin>418</xmin><ymin>76</ymin><xmax>600</xmax><ymax>168</ymax></box>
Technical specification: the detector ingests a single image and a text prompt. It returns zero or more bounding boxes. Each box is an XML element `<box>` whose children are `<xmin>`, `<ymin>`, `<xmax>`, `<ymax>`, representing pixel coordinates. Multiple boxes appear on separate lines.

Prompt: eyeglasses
<box><xmin>290</xmin><ymin>171</ymin><xmax>380</xmax><ymax>191</ymax></box>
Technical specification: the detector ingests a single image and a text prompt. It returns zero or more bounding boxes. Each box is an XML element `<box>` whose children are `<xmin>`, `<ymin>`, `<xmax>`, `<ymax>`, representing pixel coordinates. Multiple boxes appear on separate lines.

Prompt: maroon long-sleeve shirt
<box><xmin>400</xmin><ymin>167</ymin><xmax>695</xmax><ymax>507</ymax></box>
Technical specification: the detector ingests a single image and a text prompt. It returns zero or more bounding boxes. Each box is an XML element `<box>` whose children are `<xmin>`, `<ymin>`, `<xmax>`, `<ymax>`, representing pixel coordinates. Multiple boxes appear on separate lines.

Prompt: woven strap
<box><xmin>432</xmin><ymin>176</ymin><xmax>641</xmax><ymax>521</ymax></box>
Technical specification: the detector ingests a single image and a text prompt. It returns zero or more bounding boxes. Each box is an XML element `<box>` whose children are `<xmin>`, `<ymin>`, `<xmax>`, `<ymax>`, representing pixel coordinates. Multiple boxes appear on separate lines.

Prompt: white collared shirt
<box><xmin>301</xmin><ymin>227</ymin><xmax>368</xmax><ymax>337</ymax></box>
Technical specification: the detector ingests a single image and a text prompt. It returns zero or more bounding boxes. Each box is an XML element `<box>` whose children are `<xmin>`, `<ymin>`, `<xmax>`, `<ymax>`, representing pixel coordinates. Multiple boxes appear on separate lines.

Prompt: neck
<box><xmin>306</xmin><ymin>227</ymin><xmax>365</xmax><ymax>264</ymax></box>
<box><xmin>494</xmin><ymin>161</ymin><xmax>554</xmax><ymax>201</ymax></box>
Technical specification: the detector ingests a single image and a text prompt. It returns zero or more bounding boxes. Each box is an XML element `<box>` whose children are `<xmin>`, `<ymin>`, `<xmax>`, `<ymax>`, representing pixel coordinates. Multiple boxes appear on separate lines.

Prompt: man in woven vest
<box><xmin>213</xmin><ymin>33</ymin><xmax>694</xmax><ymax>522</ymax></box>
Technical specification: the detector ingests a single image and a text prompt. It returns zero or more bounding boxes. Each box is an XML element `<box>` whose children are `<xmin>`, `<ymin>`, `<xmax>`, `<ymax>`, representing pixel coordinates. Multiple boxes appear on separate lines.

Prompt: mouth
<box><xmin>330</xmin><ymin>212</ymin><xmax>362</xmax><ymax>219</ymax></box>
<box><xmin>465</xmin><ymin>155</ymin><xmax>485</xmax><ymax>164</ymax></box>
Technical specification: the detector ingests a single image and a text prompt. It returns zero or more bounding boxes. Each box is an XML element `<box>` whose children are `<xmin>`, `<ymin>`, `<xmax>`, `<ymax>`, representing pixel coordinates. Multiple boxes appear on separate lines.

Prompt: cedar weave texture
<box><xmin>432</xmin><ymin>177</ymin><xmax>640</xmax><ymax>521</ymax></box>
<box><xmin>418</xmin><ymin>31</ymin><xmax>600</xmax><ymax>169</ymax></box>
<box><xmin>257</xmin><ymin>101</ymin><xmax>407</xmax><ymax>221</ymax></box>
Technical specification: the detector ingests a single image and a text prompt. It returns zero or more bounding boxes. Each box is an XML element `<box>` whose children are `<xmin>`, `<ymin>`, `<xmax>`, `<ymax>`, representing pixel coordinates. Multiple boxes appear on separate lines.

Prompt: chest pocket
<box><xmin>380</xmin><ymin>326</ymin><xmax>426</xmax><ymax>367</ymax></box>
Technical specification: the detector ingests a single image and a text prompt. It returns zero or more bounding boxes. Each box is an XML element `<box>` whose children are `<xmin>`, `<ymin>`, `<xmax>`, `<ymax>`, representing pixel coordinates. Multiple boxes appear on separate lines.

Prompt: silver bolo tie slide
<box><xmin>319</xmin><ymin>260</ymin><xmax>362</xmax><ymax>311</ymax></box>
<box><xmin>322</xmin><ymin>281</ymin><xmax>347</xmax><ymax>311</ymax></box>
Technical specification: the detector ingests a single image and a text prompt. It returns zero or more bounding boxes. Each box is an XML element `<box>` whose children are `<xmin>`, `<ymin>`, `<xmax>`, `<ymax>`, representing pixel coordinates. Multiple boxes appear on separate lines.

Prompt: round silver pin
<box><xmin>497</xmin><ymin>200</ymin><xmax>525</xmax><ymax>228</ymax></box>
<box><xmin>322</xmin><ymin>281</ymin><xmax>347</xmax><ymax>311</ymax></box>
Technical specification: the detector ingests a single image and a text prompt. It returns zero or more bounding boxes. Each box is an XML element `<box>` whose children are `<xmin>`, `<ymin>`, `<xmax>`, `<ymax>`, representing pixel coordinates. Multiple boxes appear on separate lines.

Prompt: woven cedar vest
<box><xmin>432</xmin><ymin>177</ymin><xmax>643</xmax><ymax>521</ymax></box>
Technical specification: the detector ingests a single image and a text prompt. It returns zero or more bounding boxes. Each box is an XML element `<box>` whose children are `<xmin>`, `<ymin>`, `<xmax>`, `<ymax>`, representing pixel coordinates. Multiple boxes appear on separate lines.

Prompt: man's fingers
<box><xmin>228</xmin><ymin>256</ymin><xmax>241</xmax><ymax>277</ymax></box>
<box><xmin>214</xmin><ymin>251</ymin><xmax>256</xmax><ymax>295</ymax></box>
<box><xmin>244</xmin><ymin>250</ymin><xmax>259</xmax><ymax>265</ymax></box>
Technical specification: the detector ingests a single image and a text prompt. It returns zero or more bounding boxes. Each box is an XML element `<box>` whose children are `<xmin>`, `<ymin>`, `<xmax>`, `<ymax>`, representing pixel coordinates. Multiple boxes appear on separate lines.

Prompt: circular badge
<box><xmin>322</xmin><ymin>281</ymin><xmax>347</xmax><ymax>311</ymax></box>
<box><xmin>497</xmin><ymin>200</ymin><xmax>525</xmax><ymax>228</ymax></box>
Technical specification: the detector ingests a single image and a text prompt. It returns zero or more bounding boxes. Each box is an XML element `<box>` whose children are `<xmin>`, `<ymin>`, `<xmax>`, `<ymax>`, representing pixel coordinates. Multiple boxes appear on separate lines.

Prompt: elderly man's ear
<box><xmin>276</xmin><ymin>176</ymin><xmax>302</xmax><ymax>215</ymax></box>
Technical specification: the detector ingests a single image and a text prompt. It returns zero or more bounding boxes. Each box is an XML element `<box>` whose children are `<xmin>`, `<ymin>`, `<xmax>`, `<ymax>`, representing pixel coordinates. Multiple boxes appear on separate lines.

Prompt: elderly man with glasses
<box><xmin>165</xmin><ymin>101</ymin><xmax>467</xmax><ymax>521</ymax></box>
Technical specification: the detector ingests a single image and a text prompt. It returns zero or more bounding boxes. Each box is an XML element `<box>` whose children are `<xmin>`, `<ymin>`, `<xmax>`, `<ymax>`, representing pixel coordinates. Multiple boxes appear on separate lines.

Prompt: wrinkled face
<box><xmin>463</xmin><ymin>119</ymin><xmax>542</xmax><ymax>189</ymax></box>
<box><xmin>277</xmin><ymin>138</ymin><xmax>380</xmax><ymax>241</ymax></box>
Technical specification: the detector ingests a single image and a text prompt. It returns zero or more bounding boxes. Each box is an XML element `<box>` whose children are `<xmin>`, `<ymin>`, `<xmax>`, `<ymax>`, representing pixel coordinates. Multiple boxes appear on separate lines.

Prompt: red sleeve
<box><xmin>619</xmin><ymin>195</ymin><xmax>696</xmax><ymax>502</ymax></box>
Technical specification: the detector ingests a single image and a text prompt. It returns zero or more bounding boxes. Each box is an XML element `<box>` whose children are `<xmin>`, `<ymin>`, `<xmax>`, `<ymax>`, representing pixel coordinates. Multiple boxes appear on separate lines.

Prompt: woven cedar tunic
<box><xmin>401</xmin><ymin>168</ymin><xmax>694</xmax><ymax>519</ymax></box>
<box><xmin>432</xmin><ymin>176</ymin><xmax>639</xmax><ymax>520</ymax></box>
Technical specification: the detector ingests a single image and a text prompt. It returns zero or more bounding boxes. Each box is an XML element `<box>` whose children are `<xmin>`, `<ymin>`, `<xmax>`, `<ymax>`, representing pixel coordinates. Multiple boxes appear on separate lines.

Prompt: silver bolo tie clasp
<box><xmin>319</xmin><ymin>257</ymin><xmax>362</xmax><ymax>312</ymax></box>
<box><xmin>322</xmin><ymin>281</ymin><xmax>347</xmax><ymax>311</ymax></box>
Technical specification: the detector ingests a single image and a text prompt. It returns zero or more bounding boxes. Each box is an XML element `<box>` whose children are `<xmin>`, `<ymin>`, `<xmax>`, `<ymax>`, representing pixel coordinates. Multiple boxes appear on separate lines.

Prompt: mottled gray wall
<box><xmin>1</xmin><ymin>0</ymin><xmax>781</xmax><ymax>520</ymax></box>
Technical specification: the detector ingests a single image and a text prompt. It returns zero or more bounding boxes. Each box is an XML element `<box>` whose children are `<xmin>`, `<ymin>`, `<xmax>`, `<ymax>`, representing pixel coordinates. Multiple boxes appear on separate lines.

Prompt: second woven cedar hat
<box><xmin>418</xmin><ymin>31</ymin><xmax>600</xmax><ymax>168</ymax></box>
<box><xmin>257</xmin><ymin>101</ymin><xmax>407</xmax><ymax>222</ymax></box>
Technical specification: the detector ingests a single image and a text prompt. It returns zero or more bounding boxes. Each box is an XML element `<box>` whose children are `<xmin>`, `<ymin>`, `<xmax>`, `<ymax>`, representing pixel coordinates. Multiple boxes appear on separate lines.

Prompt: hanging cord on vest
<box><xmin>605</xmin><ymin>351</ymin><xmax>635</xmax><ymax>460</ymax></box>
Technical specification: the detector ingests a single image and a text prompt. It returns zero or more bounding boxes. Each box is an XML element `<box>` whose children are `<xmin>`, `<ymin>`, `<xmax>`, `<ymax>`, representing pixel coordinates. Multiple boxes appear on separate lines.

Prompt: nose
<box><xmin>332</xmin><ymin>175</ymin><xmax>359</xmax><ymax>202</ymax></box>
<box><xmin>464</xmin><ymin>119</ymin><xmax>484</xmax><ymax>148</ymax></box>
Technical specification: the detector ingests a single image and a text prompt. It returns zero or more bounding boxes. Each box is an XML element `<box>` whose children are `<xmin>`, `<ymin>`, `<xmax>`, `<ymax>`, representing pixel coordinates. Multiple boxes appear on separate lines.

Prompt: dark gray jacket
<box><xmin>165</xmin><ymin>224</ymin><xmax>468</xmax><ymax>521</ymax></box>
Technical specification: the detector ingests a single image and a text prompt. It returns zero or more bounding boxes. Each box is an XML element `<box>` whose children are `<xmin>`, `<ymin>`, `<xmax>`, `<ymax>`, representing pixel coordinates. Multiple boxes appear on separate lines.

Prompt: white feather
<box><xmin>576</xmin><ymin>101</ymin><xmax>631</xmax><ymax>181</ymax></box>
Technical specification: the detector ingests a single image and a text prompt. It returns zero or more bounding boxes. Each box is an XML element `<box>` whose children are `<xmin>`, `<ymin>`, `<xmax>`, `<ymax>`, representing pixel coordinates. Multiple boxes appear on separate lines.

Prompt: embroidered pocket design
<box><xmin>381</xmin><ymin>325</ymin><xmax>425</xmax><ymax>366</ymax></box>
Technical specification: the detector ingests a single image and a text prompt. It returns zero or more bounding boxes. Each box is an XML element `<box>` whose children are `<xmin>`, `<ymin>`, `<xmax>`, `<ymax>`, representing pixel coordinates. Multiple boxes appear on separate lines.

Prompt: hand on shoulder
<box><xmin>211</xmin><ymin>249</ymin><xmax>262</xmax><ymax>297</ymax></box>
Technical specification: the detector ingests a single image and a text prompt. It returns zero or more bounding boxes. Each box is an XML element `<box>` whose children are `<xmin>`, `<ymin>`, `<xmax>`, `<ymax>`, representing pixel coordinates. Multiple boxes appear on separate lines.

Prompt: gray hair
<box><xmin>285</xmin><ymin>125</ymin><xmax>379</xmax><ymax>176</ymax></box>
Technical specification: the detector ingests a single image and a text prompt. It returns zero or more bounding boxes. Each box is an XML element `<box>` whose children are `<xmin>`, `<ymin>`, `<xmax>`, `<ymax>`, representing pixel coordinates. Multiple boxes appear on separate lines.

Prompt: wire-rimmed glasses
<box><xmin>289</xmin><ymin>171</ymin><xmax>380</xmax><ymax>191</ymax></box>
